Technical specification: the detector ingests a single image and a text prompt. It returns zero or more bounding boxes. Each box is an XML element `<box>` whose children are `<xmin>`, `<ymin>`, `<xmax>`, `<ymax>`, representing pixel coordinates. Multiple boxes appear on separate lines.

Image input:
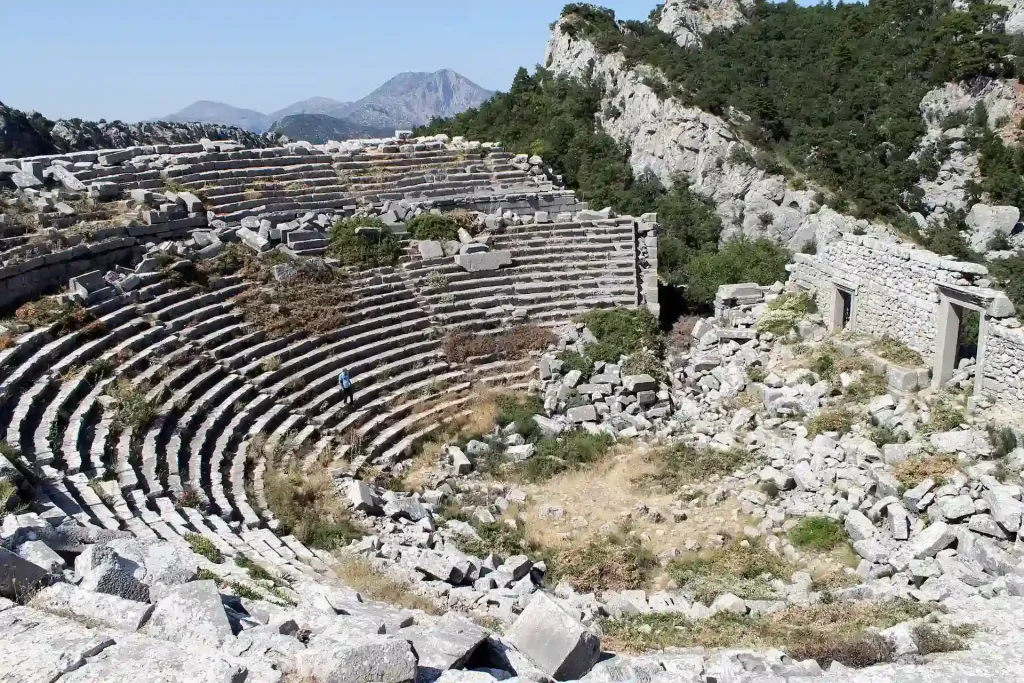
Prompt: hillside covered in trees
<box><xmin>421</xmin><ymin>0</ymin><xmax>1024</xmax><ymax>314</ymax></box>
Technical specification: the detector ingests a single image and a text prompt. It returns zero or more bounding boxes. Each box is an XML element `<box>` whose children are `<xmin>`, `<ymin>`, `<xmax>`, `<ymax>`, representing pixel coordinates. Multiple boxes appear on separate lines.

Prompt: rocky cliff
<box><xmin>0</xmin><ymin>101</ymin><xmax>276</xmax><ymax>158</ymax></box>
<box><xmin>656</xmin><ymin>0</ymin><xmax>755</xmax><ymax>48</ymax></box>
<box><xmin>544</xmin><ymin>18</ymin><xmax>847</xmax><ymax>251</ymax></box>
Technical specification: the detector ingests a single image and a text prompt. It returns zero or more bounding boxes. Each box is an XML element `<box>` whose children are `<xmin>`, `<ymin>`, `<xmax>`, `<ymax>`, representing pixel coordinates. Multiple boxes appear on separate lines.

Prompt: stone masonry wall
<box><xmin>0</xmin><ymin>217</ymin><xmax>200</xmax><ymax>313</ymax></box>
<box><xmin>981</xmin><ymin>321</ymin><xmax>1024</xmax><ymax>406</ymax></box>
<box><xmin>788</xmin><ymin>234</ymin><xmax>988</xmax><ymax>359</ymax></box>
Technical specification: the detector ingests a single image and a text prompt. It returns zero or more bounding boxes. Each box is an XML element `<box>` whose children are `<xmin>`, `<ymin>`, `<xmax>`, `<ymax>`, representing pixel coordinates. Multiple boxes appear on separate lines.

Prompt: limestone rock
<box><xmin>506</xmin><ymin>592</ymin><xmax>601</xmax><ymax>680</ymax></box>
<box><xmin>142</xmin><ymin>580</ymin><xmax>234</xmax><ymax>648</ymax></box>
<box><xmin>31</xmin><ymin>583</ymin><xmax>154</xmax><ymax>632</ymax></box>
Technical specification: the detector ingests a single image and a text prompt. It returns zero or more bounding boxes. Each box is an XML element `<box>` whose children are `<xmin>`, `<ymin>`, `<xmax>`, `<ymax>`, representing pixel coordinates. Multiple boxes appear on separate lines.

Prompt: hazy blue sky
<box><xmin>0</xmin><ymin>0</ymin><xmax>822</xmax><ymax>122</ymax></box>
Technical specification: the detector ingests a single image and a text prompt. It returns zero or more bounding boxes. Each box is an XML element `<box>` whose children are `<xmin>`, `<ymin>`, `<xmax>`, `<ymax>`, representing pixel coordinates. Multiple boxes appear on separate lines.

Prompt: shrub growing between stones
<box><xmin>442</xmin><ymin>326</ymin><xmax>555</xmax><ymax>364</ymax></box>
<box><xmin>603</xmin><ymin>600</ymin><xmax>930</xmax><ymax>663</ymax></box>
<box><xmin>870</xmin><ymin>336</ymin><xmax>924</xmax><ymax>367</ymax></box>
<box><xmin>788</xmin><ymin>516</ymin><xmax>847</xmax><ymax>551</ymax></box>
<box><xmin>579</xmin><ymin>307</ymin><xmax>664</xmax><ymax>359</ymax></box>
<box><xmin>755</xmin><ymin>292</ymin><xmax>812</xmax><ymax>336</ymax></box>
<box><xmin>107</xmin><ymin>378</ymin><xmax>157</xmax><ymax>430</ymax></box>
<box><xmin>184</xmin><ymin>533</ymin><xmax>224</xmax><ymax>564</ymax></box>
<box><xmin>987</xmin><ymin>425</ymin><xmax>1017</xmax><ymax>459</ymax></box>
<box><xmin>685</xmin><ymin>239</ymin><xmax>790</xmax><ymax>307</ymax></box>
<box><xmin>893</xmin><ymin>454</ymin><xmax>959</xmax><ymax>488</ymax></box>
<box><xmin>806</xmin><ymin>408</ymin><xmax>855</xmax><ymax>437</ymax></box>
<box><xmin>557</xmin><ymin>350</ymin><xmax>595</xmax><ymax>377</ymax></box>
<box><xmin>327</xmin><ymin>216</ymin><xmax>402</xmax><ymax>269</ymax></box>
<box><xmin>550</xmin><ymin>530</ymin><xmax>656</xmax><ymax>593</ymax></box>
<box><xmin>516</xmin><ymin>431</ymin><xmax>614</xmax><ymax>482</ymax></box>
<box><xmin>264</xmin><ymin>466</ymin><xmax>364</xmax><ymax>550</ymax></box>
<box><xmin>494</xmin><ymin>393</ymin><xmax>545</xmax><ymax>442</ymax></box>
<box><xmin>667</xmin><ymin>538</ymin><xmax>792</xmax><ymax>604</ymax></box>
<box><xmin>406</xmin><ymin>212</ymin><xmax>475</xmax><ymax>242</ymax></box>
<box><xmin>912</xmin><ymin>623</ymin><xmax>975</xmax><ymax>654</ymax></box>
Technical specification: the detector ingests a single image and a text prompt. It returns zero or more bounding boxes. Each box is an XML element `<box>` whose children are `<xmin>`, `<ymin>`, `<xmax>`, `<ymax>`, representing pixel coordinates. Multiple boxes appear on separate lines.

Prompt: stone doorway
<box><xmin>933</xmin><ymin>287</ymin><xmax>988</xmax><ymax>396</ymax></box>
<box><xmin>828</xmin><ymin>284</ymin><xmax>855</xmax><ymax>331</ymax></box>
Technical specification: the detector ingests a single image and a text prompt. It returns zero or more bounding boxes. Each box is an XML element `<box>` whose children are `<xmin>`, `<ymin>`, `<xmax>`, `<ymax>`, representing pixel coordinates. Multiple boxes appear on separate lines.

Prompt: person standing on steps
<box><xmin>339</xmin><ymin>368</ymin><xmax>353</xmax><ymax>405</ymax></box>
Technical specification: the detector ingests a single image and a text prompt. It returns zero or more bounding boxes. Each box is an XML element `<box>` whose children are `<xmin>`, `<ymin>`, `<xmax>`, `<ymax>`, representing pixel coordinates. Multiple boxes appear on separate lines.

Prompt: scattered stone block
<box><xmin>31</xmin><ymin>583</ymin><xmax>154</xmax><ymax>632</ymax></box>
<box><xmin>297</xmin><ymin>634</ymin><xmax>417</xmax><ymax>683</ymax></box>
<box><xmin>506</xmin><ymin>592</ymin><xmax>601</xmax><ymax>681</ymax></box>
<box><xmin>0</xmin><ymin>547</ymin><xmax>50</xmax><ymax>600</ymax></box>
<box><xmin>142</xmin><ymin>580</ymin><xmax>233</xmax><ymax>648</ymax></box>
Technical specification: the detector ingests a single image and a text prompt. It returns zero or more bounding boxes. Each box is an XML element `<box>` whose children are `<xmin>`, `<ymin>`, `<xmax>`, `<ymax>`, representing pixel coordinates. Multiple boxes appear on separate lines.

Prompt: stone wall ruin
<box><xmin>789</xmin><ymin>233</ymin><xmax>1024</xmax><ymax>406</ymax></box>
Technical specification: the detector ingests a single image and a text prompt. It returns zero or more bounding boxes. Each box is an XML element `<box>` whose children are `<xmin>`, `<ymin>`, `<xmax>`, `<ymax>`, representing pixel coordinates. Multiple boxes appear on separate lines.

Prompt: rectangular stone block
<box><xmin>454</xmin><ymin>250</ymin><xmax>511</xmax><ymax>273</ymax></box>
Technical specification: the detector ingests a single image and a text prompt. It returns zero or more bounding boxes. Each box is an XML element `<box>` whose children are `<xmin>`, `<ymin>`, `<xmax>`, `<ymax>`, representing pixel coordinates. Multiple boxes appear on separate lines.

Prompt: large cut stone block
<box><xmin>142</xmin><ymin>580</ymin><xmax>233</xmax><ymax>648</ymax></box>
<box><xmin>506</xmin><ymin>592</ymin><xmax>601</xmax><ymax>680</ymax></box>
<box><xmin>454</xmin><ymin>250</ymin><xmax>511</xmax><ymax>272</ymax></box>
<box><xmin>31</xmin><ymin>583</ymin><xmax>153</xmax><ymax>632</ymax></box>
<box><xmin>297</xmin><ymin>634</ymin><xmax>417</xmax><ymax>683</ymax></box>
<box><xmin>0</xmin><ymin>547</ymin><xmax>50</xmax><ymax>600</ymax></box>
<box><xmin>0</xmin><ymin>606</ymin><xmax>116</xmax><ymax>683</ymax></box>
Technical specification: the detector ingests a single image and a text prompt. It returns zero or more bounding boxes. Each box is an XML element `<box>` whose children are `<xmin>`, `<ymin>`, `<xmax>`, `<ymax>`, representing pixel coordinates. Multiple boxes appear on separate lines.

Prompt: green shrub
<box><xmin>924</xmin><ymin>399</ymin><xmax>965</xmax><ymax>433</ymax></box>
<box><xmin>327</xmin><ymin>217</ymin><xmax>402</xmax><ymax>269</ymax></box>
<box><xmin>583</xmin><ymin>340</ymin><xmax>626</xmax><ymax>364</ymax></box>
<box><xmin>549</xmin><ymin>530</ymin><xmax>656</xmax><ymax>593</ymax></box>
<box><xmin>911</xmin><ymin>623</ymin><xmax>974</xmax><ymax>655</ymax></box>
<box><xmin>667</xmin><ymin>539</ymin><xmax>791</xmax><ymax>603</ymax></box>
<box><xmin>746</xmin><ymin>365</ymin><xmax>766</xmax><ymax>383</ymax></box>
<box><xmin>580</xmin><ymin>307</ymin><xmax>664</xmax><ymax>358</ymax></box>
<box><xmin>184</xmin><ymin>533</ymin><xmax>224</xmax><ymax>563</ymax></box>
<box><xmin>516</xmin><ymin>432</ymin><xmax>614</xmax><ymax>482</ymax></box>
<box><xmin>264</xmin><ymin>466</ymin><xmax>364</xmax><ymax>550</ymax></box>
<box><xmin>622</xmin><ymin>349</ymin><xmax>665</xmax><ymax>381</ymax></box>
<box><xmin>685</xmin><ymin>239</ymin><xmax>790</xmax><ymax>307</ymax></box>
<box><xmin>755</xmin><ymin>292</ymin><xmax>812</xmax><ymax>336</ymax></box>
<box><xmin>558</xmin><ymin>350</ymin><xmax>594</xmax><ymax>377</ymax></box>
<box><xmin>495</xmin><ymin>393</ymin><xmax>545</xmax><ymax>442</ymax></box>
<box><xmin>788</xmin><ymin>516</ymin><xmax>847</xmax><ymax>551</ymax></box>
<box><xmin>870</xmin><ymin>426</ymin><xmax>901</xmax><ymax>447</ymax></box>
<box><xmin>406</xmin><ymin>213</ymin><xmax>472</xmax><ymax>242</ymax></box>
<box><xmin>870</xmin><ymin>336</ymin><xmax>923</xmax><ymax>367</ymax></box>
<box><xmin>454</xmin><ymin>521</ymin><xmax>535</xmax><ymax>559</ymax></box>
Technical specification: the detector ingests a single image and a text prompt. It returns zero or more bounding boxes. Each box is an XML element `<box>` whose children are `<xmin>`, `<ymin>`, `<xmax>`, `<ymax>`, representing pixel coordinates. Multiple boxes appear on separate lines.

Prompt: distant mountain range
<box><xmin>158</xmin><ymin>70</ymin><xmax>493</xmax><ymax>143</ymax></box>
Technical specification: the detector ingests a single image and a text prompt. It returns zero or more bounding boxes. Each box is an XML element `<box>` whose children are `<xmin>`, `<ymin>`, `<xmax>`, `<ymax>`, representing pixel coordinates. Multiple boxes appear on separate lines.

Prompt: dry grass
<box><xmin>333</xmin><ymin>556</ymin><xmax>440</xmax><ymax>614</ymax></box>
<box><xmin>14</xmin><ymin>297</ymin><xmax>96</xmax><ymax>334</ymax></box>
<box><xmin>518</xmin><ymin>443</ymin><xmax>747</xmax><ymax>562</ymax></box>
<box><xmin>549</xmin><ymin>529</ymin><xmax>656</xmax><ymax>593</ymax></box>
<box><xmin>893</xmin><ymin>454</ymin><xmax>959</xmax><ymax>488</ymax></box>
<box><xmin>604</xmin><ymin>600</ymin><xmax>932</xmax><ymax>668</ymax></box>
<box><xmin>230</xmin><ymin>253</ymin><xmax>352</xmax><ymax>338</ymax></box>
<box><xmin>264</xmin><ymin>465</ymin><xmax>364</xmax><ymax>551</ymax></box>
<box><xmin>667</xmin><ymin>538</ymin><xmax>793</xmax><ymax>604</ymax></box>
<box><xmin>0</xmin><ymin>334</ymin><xmax>14</xmax><ymax>352</ymax></box>
<box><xmin>442</xmin><ymin>326</ymin><xmax>556</xmax><ymax>364</ymax></box>
<box><xmin>871</xmin><ymin>336</ymin><xmax>924</xmax><ymax>367</ymax></box>
<box><xmin>637</xmin><ymin>444</ymin><xmax>752</xmax><ymax>491</ymax></box>
<box><xmin>107</xmin><ymin>378</ymin><xmax>158</xmax><ymax>430</ymax></box>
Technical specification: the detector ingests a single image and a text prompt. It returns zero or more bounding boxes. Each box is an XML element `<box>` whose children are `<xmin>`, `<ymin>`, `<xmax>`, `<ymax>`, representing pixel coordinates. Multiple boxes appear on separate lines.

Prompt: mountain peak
<box><xmin>157</xmin><ymin>69</ymin><xmax>493</xmax><ymax>138</ymax></box>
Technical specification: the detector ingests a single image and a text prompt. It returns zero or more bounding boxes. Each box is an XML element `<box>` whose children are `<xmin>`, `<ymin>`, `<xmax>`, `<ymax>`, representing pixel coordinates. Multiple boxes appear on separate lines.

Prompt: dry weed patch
<box><xmin>334</xmin><ymin>556</ymin><xmax>439</xmax><ymax>614</ymax></box>
<box><xmin>893</xmin><ymin>454</ymin><xmax>959</xmax><ymax>488</ymax></box>
<box><xmin>667</xmin><ymin>538</ymin><xmax>793</xmax><ymax>604</ymax></box>
<box><xmin>638</xmin><ymin>444</ymin><xmax>751</xmax><ymax>490</ymax></box>
<box><xmin>604</xmin><ymin>600</ymin><xmax>931</xmax><ymax>668</ymax></box>
<box><xmin>264</xmin><ymin>465</ymin><xmax>363</xmax><ymax>551</ymax></box>
<box><xmin>548</xmin><ymin>528</ymin><xmax>656</xmax><ymax>593</ymax></box>
<box><xmin>442</xmin><ymin>326</ymin><xmax>556</xmax><ymax>364</ymax></box>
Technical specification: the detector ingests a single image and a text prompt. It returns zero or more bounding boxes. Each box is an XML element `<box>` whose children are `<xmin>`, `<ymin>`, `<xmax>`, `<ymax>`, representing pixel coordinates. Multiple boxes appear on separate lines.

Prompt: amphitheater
<box><xmin>0</xmin><ymin>133</ymin><xmax>660</xmax><ymax>574</ymax></box>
